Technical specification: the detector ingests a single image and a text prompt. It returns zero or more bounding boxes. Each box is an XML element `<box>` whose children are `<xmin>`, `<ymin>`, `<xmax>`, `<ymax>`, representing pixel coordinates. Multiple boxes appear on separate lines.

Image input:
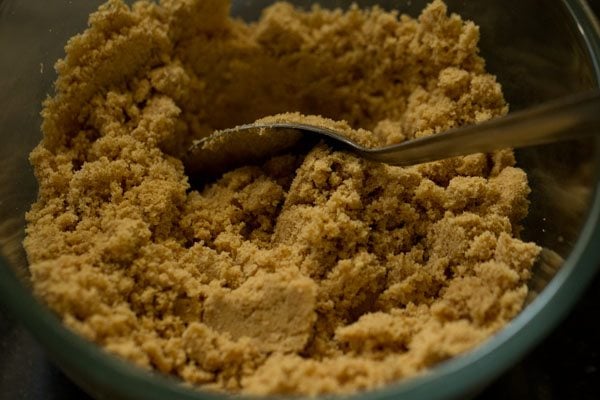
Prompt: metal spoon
<box><xmin>185</xmin><ymin>90</ymin><xmax>600</xmax><ymax>177</ymax></box>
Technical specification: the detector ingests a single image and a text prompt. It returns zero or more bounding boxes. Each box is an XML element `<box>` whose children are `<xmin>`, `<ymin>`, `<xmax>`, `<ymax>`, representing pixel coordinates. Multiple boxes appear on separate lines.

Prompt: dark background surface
<box><xmin>2</xmin><ymin>2</ymin><xmax>600</xmax><ymax>400</ymax></box>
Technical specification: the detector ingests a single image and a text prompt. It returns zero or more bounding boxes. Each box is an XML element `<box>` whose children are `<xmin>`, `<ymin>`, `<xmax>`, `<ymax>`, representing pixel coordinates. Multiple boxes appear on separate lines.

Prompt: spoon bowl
<box><xmin>186</xmin><ymin>90</ymin><xmax>600</xmax><ymax>178</ymax></box>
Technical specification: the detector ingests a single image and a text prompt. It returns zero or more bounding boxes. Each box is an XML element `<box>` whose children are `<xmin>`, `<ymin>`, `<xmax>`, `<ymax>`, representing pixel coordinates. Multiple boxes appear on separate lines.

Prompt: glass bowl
<box><xmin>0</xmin><ymin>0</ymin><xmax>599</xmax><ymax>399</ymax></box>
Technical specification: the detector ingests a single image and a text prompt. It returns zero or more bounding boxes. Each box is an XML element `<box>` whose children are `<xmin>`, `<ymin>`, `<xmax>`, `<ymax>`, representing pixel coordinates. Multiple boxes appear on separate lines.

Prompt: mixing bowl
<box><xmin>1</xmin><ymin>0</ymin><xmax>599</xmax><ymax>399</ymax></box>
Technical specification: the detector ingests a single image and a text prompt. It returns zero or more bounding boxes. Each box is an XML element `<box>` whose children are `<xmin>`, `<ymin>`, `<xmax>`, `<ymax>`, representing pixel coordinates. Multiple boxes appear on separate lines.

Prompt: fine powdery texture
<box><xmin>25</xmin><ymin>0</ymin><xmax>541</xmax><ymax>395</ymax></box>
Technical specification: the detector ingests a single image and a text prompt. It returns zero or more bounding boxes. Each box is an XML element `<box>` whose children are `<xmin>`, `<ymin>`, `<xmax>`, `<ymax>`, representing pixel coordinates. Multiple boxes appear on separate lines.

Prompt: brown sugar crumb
<box><xmin>25</xmin><ymin>0</ymin><xmax>540</xmax><ymax>396</ymax></box>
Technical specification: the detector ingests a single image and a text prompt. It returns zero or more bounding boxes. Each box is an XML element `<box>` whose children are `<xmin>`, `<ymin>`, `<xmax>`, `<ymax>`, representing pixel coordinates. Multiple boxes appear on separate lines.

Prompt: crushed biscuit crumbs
<box><xmin>25</xmin><ymin>0</ymin><xmax>540</xmax><ymax>395</ymax></box>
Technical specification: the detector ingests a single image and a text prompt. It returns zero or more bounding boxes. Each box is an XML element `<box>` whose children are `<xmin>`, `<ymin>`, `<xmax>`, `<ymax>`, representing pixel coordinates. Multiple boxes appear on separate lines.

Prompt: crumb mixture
<box><xmin>25</xmin><ymin>0</ymin><xmax>541</xmax><ymax>395</ymax></box>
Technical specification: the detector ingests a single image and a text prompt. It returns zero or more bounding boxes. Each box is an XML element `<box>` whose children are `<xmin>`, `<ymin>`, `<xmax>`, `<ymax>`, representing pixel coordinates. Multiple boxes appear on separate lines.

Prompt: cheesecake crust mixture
<box><xmin>25</xmin><ymin>0</ymin><xmax>540</xmax><ymax>395</ymax></box>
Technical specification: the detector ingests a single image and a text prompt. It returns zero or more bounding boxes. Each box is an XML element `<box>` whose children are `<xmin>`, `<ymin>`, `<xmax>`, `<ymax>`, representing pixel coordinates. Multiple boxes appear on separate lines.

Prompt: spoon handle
<box><xmin>366</xmin><ymin>90</ymin><xmax>600</xmax><ymax>166</ymax></box>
